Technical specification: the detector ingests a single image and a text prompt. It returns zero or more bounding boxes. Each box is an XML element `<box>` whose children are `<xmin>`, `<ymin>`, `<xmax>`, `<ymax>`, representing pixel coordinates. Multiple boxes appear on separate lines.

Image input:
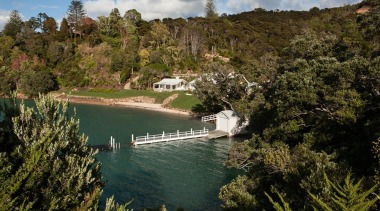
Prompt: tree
<box><xmin>37</xmin><ymin>13</ymin><xmax>48</xmax><ymax>31</ymax></box>
<box><xmin>205</xmin><ymin>0</ymin><xmax>218</xmax><ymax>19</ymax></box>
<box><xmin>194</xmin><ymin>62</ymin><xmax>258</xmax><ymax>115</ymax></box>
<box><xmin>309</xmin><ymin>173</ymin><xmax>379</xmax><ymax>210</ymax></box>
<box><xmin>43</xmin><ymin>17</ymin><xmax>58</xmax><ymax>34</ymax></box>
<box><xmin>18</xmin><ymin>68</ymin><xmax>58</xmax><ymax>97</ymax></box>
<box><xmin>58</xmin><ymin>18</ymin><xmax>70</xmax><ymax>40</ymax></box>
<box><xmin>124</xmin><ymin>9</ymin><xmax>142</xmax><ymax>25</ymax></box>
<box><xmin>0</xmin><ymin>36</ymin><xmax>15</xmax><ymax>63</ymax></box>
<box><xmin>266</xmin><ymin>173</ymin><xmax>379</xmax><ymax>211</ymax></box>
<box><xmin>220</xmin><ymin>29</ymin><xmax>380</xmax><ymax>209</ymax></box>
<box><xmin>0</xmin><ymin>95</ymin><xmax>104</xmax><ymax>210</ymax></box>
<box><xmin>67</xmin><ymin>0</ymin><xmax>86</xmax><ymax>33</ymax></box>
<box><xmin>220</xmin><ymin>141</ymin><xmax>341</xmax><ymax>210</ymax></box>
<box><xmin>2</xmin><ymin>10</ymin><xmax>23</xmax><ymax>38</ymax></box>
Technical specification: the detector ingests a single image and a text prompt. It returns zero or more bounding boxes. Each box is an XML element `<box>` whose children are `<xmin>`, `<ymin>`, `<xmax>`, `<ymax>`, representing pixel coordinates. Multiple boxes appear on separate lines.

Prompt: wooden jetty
<box><xmin>131</xmin><ymin>128</ymin><xmax>209</xmax><ymax>146</ymax></box>
<box><xmin>206</xmin><ymin>130</ymin><xmax>228</xmax><ymax>139</ymax></box>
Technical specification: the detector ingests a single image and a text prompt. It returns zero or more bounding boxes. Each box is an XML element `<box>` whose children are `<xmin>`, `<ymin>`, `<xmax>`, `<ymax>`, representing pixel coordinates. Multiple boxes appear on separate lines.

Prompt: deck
<box><xmin>131</xmin><ymin>128</ymin><xmax>209</xmax><ymax>146</ymax></box>
<box><xmin>206</xmin><ymin>130</ymin><xmax>228</xmax><ymax>139</ymax></box>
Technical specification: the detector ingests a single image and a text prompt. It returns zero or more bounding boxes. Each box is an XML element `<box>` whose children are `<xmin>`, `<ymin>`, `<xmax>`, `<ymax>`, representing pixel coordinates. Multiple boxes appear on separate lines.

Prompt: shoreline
<box><xmin>54</xmin><ymin>94</ymin><xmax>192</xmax><ymax>116</ymax></box>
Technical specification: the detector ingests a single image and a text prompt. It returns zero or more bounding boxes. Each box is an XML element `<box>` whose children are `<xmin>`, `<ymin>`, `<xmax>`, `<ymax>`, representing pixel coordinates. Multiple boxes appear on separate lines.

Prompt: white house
<box><xmin>153</xmin><ymin>78</ymin><xmax>187</xmax><ymax>92</ymax></box>
<box><xmin>188</xmin><ymin>79</ymin><xmax>197</xmax><ymax>91</ymax></box>
<box><xmin>215</xmin><ymin>110</ymin><xmax>247</xmax><ymax>136</ymax></box>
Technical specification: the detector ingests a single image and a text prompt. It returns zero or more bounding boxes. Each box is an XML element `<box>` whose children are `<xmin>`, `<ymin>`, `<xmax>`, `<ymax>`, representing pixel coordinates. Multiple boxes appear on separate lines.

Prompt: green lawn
<box><xmin>63</xmin><ymin>89</ymin><xmax>202</xmax><ymax>110</ymax></box>
<box><xmin>69</xmin><ymin>89</ymin><xmax>173</xmax><ymax>103</ymax></box>
<box><xmin>170</xmin><ymin>92</ymin><xmax>202</xmax><ymax>111</ymax></box>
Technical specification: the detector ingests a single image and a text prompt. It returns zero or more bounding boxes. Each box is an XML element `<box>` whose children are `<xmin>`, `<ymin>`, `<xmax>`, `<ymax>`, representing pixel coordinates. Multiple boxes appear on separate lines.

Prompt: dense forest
<box><xmin>0</xmin><ymin>0</ymin><xmax>379</xmax><ymax>210</ymax></box>
<box><xmin>0</xmin><ymin>0</ymin><xmax>374</xmax><ymax>95</ymax></box>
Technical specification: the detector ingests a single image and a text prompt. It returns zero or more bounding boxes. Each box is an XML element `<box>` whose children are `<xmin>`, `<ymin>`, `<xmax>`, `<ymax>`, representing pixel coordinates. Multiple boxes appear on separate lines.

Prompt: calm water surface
<box><xmin>3</xmin><ymin>99</ymin><xmax>242</xmax><ymax>210</ymax></box>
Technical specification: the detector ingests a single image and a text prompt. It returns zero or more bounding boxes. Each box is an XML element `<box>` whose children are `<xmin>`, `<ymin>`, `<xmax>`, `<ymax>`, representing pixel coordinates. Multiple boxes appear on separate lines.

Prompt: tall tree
<box><xmin>58</xmin><ymin>18</ymin><xmax>70</xmax><ymax>40</ymax></box>
<box><xmin>205</xmin><ymin>0</ymin><xmax>218</xmax><ymax>19</ymax></box>
<box><xmin>43</xmin><ymin>17</ymin><xmax>57</xmax><ymax>34</ymax></box>
<box><xmin>37</xmin><ymin>13</ymin><xmax>48</xmax><ymax>32</ymax></box>
<box><xmin>124</xmin><ymin>9</ymin><xmax>142</xmax><ymax>25</ymax></box>
<box><xmin>67</xmin><ymin>0</ymin><xmax>86</xmax><ymax>33</ymax></box>
<box><xmin>2</xmin><ymin>10</ymin><xmax>23</xmax><ymax>38</ymax></box>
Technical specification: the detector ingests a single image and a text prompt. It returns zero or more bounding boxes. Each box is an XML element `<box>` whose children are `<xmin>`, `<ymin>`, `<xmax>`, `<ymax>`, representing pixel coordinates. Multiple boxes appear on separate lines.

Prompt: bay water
<box><xmin>2</xmin><ymin>99</ymin><xmax>242</xmax><ymax>210</ymax></box>
<box><xmin>73</xmin><ymin>103</ymin><xmax>242</xmax><ymax>210</ymax></box>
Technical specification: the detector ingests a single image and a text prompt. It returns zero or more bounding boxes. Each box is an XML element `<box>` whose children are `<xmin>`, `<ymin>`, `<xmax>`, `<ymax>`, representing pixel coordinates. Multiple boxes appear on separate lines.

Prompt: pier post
<box><xmin>162</xmin><ymin>131</ymin><xmax>165</xmax><ymax>139</ymax></box>
<box><xmin>191</xmin><ymin>128</ymin><xmax>193</xmax><ymax>135</ymax></box>
<box><xmin>132</xmin><ymin>134</ymin><xmax>134</xmax><ymax>142</ymax></box>
<box><xmin>177</xmin><ymin>130</ymin><xmax>179</xmax><ymax>137</ymax></box>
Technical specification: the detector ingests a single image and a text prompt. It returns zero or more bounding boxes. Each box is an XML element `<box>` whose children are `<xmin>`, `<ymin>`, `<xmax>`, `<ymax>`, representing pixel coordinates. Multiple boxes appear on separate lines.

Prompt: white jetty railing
<box><xmin>131</xmin><ymin>128</ymin><xmax>209</xmax><ymax>146</ymax></box>
<box><xmin>201</xmin><ymin>114</ymin><xmax>217</xmax><ymax>122</ymax></box>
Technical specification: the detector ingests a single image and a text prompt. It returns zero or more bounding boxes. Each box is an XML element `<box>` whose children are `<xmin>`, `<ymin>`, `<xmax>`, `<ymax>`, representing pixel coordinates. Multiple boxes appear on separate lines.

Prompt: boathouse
<box><xmin>153</xmin><ymin>78</ymin><xmax>188</xmax><ymax>92</ymax></box>
<box><xmin>207</xmin><ymin>110</ymin><xmax>247</xmax><ymax>137</ymax></box>
<box><xmin>215</xmin><ymin>110</ymin><xmax>238</xmax><ymax>136</ymax></box>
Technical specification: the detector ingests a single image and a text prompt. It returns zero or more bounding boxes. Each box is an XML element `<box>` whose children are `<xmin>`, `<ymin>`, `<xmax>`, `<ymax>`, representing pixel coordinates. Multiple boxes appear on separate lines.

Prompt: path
<box><xmin>124</xmin><ymin>75</ymin><xmax>140</xmax><ymax>89</ymax></box>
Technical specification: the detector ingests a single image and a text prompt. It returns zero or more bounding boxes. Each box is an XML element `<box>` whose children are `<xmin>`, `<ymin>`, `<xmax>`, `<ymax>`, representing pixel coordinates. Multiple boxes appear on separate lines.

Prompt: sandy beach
<box><xmin>54</xmin><ymin>94</ymin><xmax>191</xmax><ymax>116</ymax></box>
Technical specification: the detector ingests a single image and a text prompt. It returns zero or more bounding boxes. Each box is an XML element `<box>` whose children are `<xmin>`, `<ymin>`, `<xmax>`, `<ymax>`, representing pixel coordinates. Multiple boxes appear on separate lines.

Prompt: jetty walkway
<box><xmin>131</xmin><ymin>128</ymin><xmax>209</xmax><ymax>146</ymax></box>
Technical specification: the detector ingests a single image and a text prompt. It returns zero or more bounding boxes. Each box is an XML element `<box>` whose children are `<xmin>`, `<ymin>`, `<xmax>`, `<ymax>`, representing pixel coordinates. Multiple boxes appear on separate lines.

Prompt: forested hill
<box><xmin>224</xmin><ymin>6</ymin><xmax>358</xmax><ymax>58</ymax></box>
<box><xmin>0</xmin><ymin>0</ymin><xmax>370</xmax><ymax>96</ymax></box>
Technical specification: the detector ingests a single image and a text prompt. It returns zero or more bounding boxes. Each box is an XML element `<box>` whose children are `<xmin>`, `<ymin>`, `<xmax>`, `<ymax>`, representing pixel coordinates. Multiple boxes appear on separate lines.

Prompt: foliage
<box><xmin>265</xmin><ymin>191</ymin><xmax>292</xmax><ymax>211</ymax></box>
<box><xmin>309</xmin><ymin>173</ymin><xmax>379</xmax><ymax>210</ymax></box>
<box><xmin>0</xmin><ymin>36</ymin><xmax>15</xmax><ymax>64</ymax></box>
<box><xmin>3</xmin><ymin>10</ymin><xmax>23</xmax><ymax>38</ymax></box>
<box><xmin>219</xmin><ymin>175</ymin><xmax>256</xmax><ymax>209</ymax></box>
<box><xmin>0</xmin><ymin>94</ymin><xmax>104</xmax><ymax>209</ymax></box>
<box><xmin>18</xmin><ymin>68</ymin><xmax>58</xmax><ymax>97</ymax></box>
<box><xmin>43</xmin><ymin>17</ymin><xmax>58</xmax><ymax>34</ymax></box>
<box><xmin>266</xmin><ymin>173</ymin><xmax>379</xmax><ymax>211</ymax></box>
<box><xmin>0</xmin><ymin>67</ymin><xmax>17</xmax><ymax>95</ymax></box>
<box><xmin>205</xmin><ymin>0</ymin><xmax>218</xmax><ymax>19</ymax></box>
<box><xmin>220</xmin><ymin>4</ymin><xmax>380</xmax><ymax>209</ymax></box>
<box><xmin>134</xmin><ymin>64</ymin><xmax>171</xmax><ymax>90</ymax></box>
<box><xmin>193</xmin><ymin>62</ymin><xmax>259</xmax><ymax>115</ymax></box>
<box><xmin>374</xmin><ymin>138</ymin><xmax>380</xmax><ymax>185</ymax></box>
<box><xmin>67</xmin><ymin>0</ymin><xmax>86</xmax><ymax>30</ymax></box>
<box><xmin>220</xmin><ymin>141</ymin><xmax>342</xmax><ymax>209</ymax></box>
<box><xmin>105</xmin><ymin>196</ymin><xmax>132</xmax><ymax>211</ymax></box>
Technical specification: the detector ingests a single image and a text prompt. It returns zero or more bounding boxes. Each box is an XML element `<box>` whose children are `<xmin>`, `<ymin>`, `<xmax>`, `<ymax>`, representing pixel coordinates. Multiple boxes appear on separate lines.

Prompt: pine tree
<box><xmin>67</xmin><ymin>0</ymin><xmax>86</xmax><ymax>32</ymax></box>
<box><xmin>205</xmin><ymin>0</ymin><xmax>218</xmax><ymax>19</ymax></box>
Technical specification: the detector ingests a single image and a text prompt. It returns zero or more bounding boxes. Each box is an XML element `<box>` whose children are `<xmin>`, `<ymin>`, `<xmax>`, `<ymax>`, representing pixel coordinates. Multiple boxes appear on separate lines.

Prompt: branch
<box><xmin>221</xmin><ymin>97</ymin><xmax>234</xmax><ymax>111</ymax></box>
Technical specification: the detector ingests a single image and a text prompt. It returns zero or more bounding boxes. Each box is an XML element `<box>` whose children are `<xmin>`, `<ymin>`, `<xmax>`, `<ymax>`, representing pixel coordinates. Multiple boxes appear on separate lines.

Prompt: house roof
<box><xmin>154</xmin><ymin>78</ymin><xmax>186</xmax><ymax>85</ymax></box>
<box><xmin>216</xmin><ymin>110</ymin><xmax>237</xmax><ymax>119</ymax></box>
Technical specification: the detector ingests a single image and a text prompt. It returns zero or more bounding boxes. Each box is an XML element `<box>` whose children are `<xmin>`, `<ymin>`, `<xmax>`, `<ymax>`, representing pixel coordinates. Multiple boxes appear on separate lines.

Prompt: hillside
<box><xmin>0</xmin><ymin>0</ymin><xmax>368</xmax><ymax>96</ymax></box>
